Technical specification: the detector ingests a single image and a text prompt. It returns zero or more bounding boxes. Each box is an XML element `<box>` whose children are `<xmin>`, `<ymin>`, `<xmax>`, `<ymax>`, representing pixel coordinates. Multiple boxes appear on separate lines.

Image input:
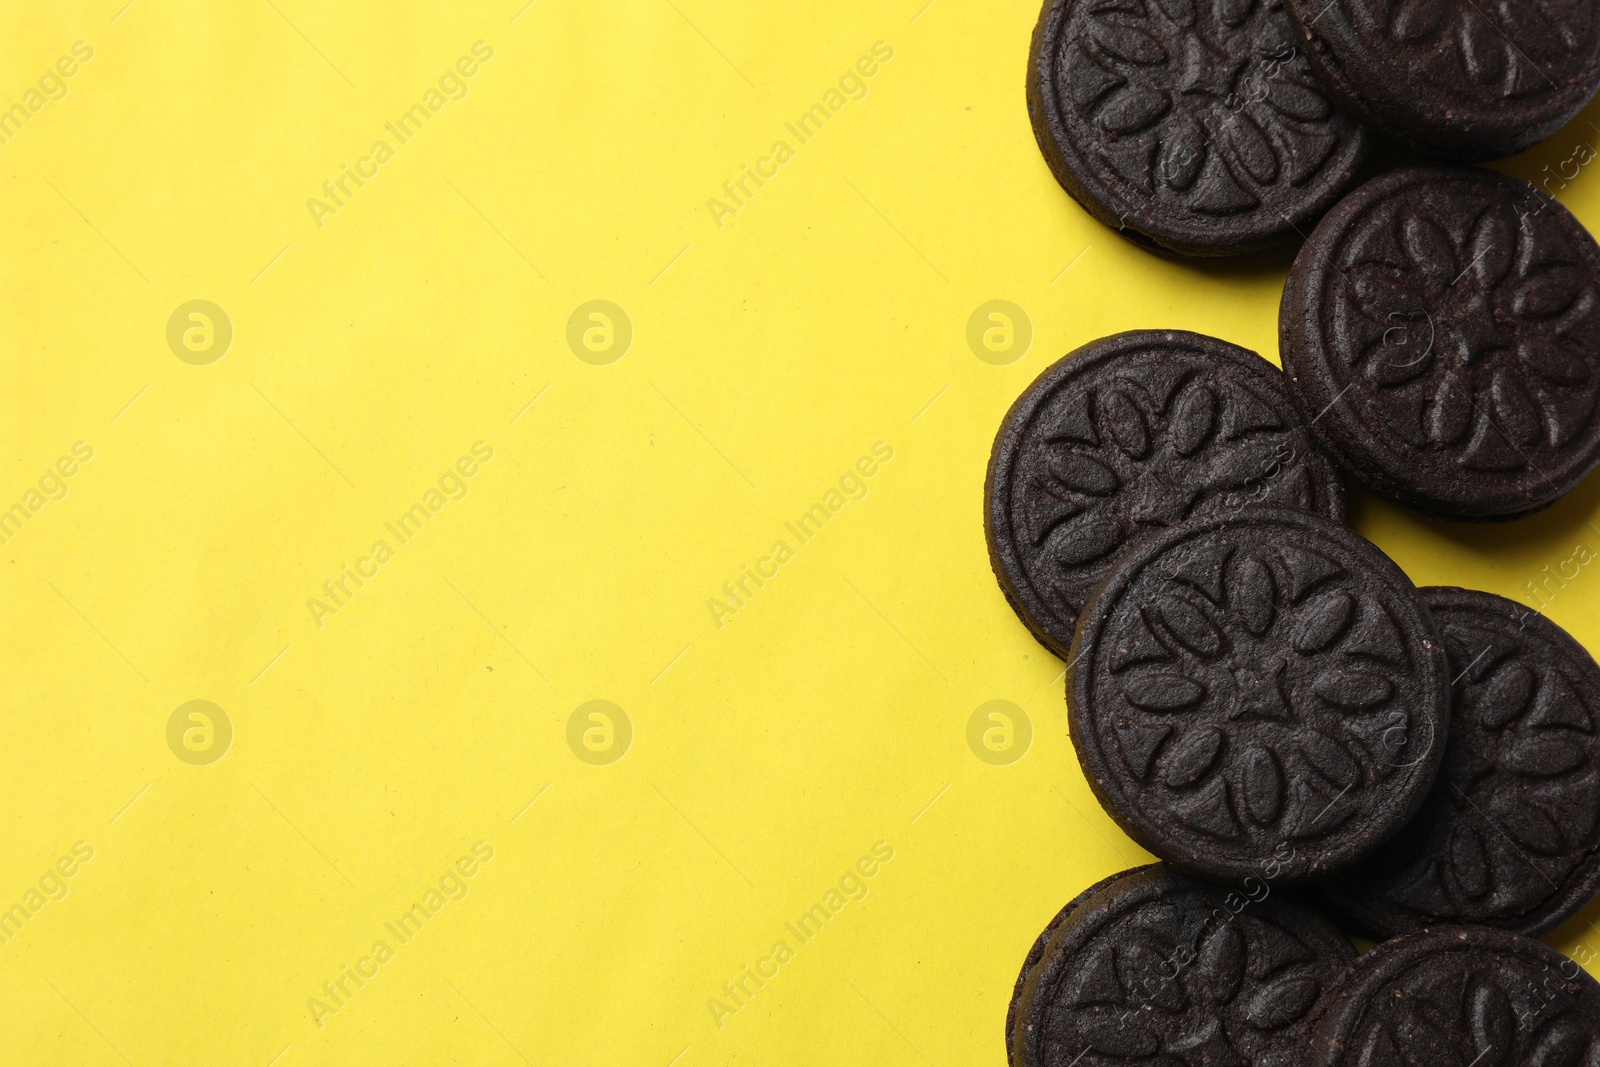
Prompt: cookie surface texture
<box><xmin>986</xmin><ymin>330</ymin><xmax>1346</xmax><ymax>658</ymax></box>
<box><xmin>1066</xmin><ymin>508</ymin><xmax>1449</xmax><ymax>883</ymax></box>
<box><xmin>1006</xmin><ymin>866</ymin><xmax>1148</xmax><ymax>1062</ymax></box>
<box><xmin>1318</xmin><ymin>586</ymin><xmax>1600</xmax><ymax>937</ymax></box>
<box><xmin>1282</xmin><ymin>166</ymin><xmax>1600</xmax><ymax>521</ymax></box>
<box><xmin>1026</xmin><ymin>0</ymin><xmax>1368</xmax><ymax>255</ymax></box>
<box><xmin>1284</xmin><ymin>0</ymin><xmax>1600</xmax><ymax>161</ymax></box>
<box><xmin>1011</xmin><ymin>864</ymin><xmax>1355</xmax><ymax>1066</ymax></box>
<box><xmin>1307</xmin><ymin>927</ymin><xmax>1600</xmax><ymax>1065</ymax></box>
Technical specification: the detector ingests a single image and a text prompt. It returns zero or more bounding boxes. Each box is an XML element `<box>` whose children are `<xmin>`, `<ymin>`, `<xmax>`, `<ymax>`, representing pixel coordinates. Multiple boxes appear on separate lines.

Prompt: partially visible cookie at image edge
<box><xmin>1005</xmin><ymin>866</ymin><xmax>1146</xmax><ymax>1063</ymax></box>
<box><xmin>1027</xmin><ymin>0</ymin><xmax>1367</xmax><ymax>255</ymax></box>
<box><xmin>1283</xmin><ymin>0</ymin><xmax>1600</xmax><ymax>162</ymax></box>
<box><xmin>1011</xmin><ymin>863</ymin><xmax>1355</xmax><ymax>1066</ymax></box>
<box><xmin>1307</xmin><ymin>927</ymin><xmax>1600</xmax><ymax>1065</ymax></box>
<box><xmin>1318</xmin><ymin>587</ymin><xmax>1600</xmax><ymax>938</ymax></box>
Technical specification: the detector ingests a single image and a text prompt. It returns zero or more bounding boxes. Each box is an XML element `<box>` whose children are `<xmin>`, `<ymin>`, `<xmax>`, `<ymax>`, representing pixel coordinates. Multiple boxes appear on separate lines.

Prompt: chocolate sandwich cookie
<box><xmin>1284</xmin><ymin>0</ymin><xmax>1600</xmax><ymax>162</ymax></box>
<box><xmin>1026</xmin><ymin>0</ymin><xmax>1367</xmax><ymax>255</ymax></box>
<box><xmin>1320</xmin><ymin>587</ymin><xmax>1600</xmax><ymax>938</ymax></box>
<box><xmin>1307</xmin><ymin>928</ymin><xmax>1600</xmax><ymax>1065</ymax></box>
<box><xmin>1005</xmin><ymin>866</ymin><xmax>1146</xmax><ymax>1063</ymax></box>
<box><xmin>1067</xmin><ymin>508</ymin><xmax>1449</xmax><ymax>884</ymax></box>
<box><xmin>1011</xmin><ymin>864</ymin><xmax>1355</xmax><ymax>1066</ymax></box>
<box><xmin>986</xmin><ymin>331</ymin><xmax>1346</xmax><ymax>658</ymax></box>
<box><xmin>1282</xmin><ymin>166</ymin><xmax>1600</xmax><ymax>521</ymax></box>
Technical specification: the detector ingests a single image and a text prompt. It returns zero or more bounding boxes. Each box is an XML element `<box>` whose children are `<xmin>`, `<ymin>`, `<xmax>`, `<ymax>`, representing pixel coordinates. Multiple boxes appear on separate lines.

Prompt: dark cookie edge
<box><xmin>984</xmin><ymin>330</ymin><xmax>1348</xmax><ymax>659</ymax></box>
<box><xmin>1064</xmin><ymin>507</ymin><xmax>1449</xmax><ymax>884</ymax></box>
<box><xmin>1280</xmin><ymin>165</ymin><xmax>1600</xmax><ymax>520</ymax></box>
<box><xmin>1026</xmin><ymin>0</ymin><xmax>1369</xmax><ymax>256</ymax></box>
<box><xmin>1316</xmin><ymin>586</ymin><xmax>1600</xmax><ymax>937</ymax></box>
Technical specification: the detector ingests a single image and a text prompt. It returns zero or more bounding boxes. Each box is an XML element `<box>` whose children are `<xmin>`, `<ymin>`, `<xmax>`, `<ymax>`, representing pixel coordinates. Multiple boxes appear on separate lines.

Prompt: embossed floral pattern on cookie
<box><xmin>1284</xmin><ymin>0</ymin><xmax>1600</xmax><ymax>159</ymax></box>
<box><xmin>1319</xmin><ymin>587</ymin><xmax>1600</xmax><ymax>937</ymax></box>
<box><xmin>1308</xmin><ymin>929</ymin><xmax>1600</xmax><ymax>1066</ymax></box>
<box><xmin>1067</xmin><ymin>510</ymin><xmax>1448</xmax><ymax>883</ymax></box>
<box><xmin>1282</xmin><ymin>167</ymin><xmax>1600</xmax><ymax>518</ymax></box>
<box><xmin>986</xmin><ymin>331</ymin><xmax>1345</xmax><ymax>656</ymax></box>
<box><xmin>1014</xmin><ymin>866</ymin><xmax>1355</xmax><ymax>1067</ymax></box>
<box><xmin>1028</xmin><ymin>0</ymin><xmax>1366</xmax><ymax>252</ymax></box>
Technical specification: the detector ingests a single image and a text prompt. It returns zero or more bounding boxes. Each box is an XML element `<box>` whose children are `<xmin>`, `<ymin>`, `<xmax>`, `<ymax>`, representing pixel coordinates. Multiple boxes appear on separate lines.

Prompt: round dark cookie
<box><xmin>1006</xmin><ymin>866</ymin><xmax>1148</xmax><ymax>1063</ymax></box>
<box><xmin>1011</xmin><ymin>863</ymin><xmax>1355</xmax><ymax>1067</ymax></box>
<box><xmin>1307</xmin><ymin>927</ymin><xmax>1600</xmax><ymax>1065</ymax></box>
<box><xmin>986</xmin><ymin>330</ymin><xmax>1347</xmax><ymax>659</ymax></box>
<box><xmin>1283</xmin><ymin>0</ymin><xmax>1600</xmax><ymax>162</ymax></box>
<box><xmin>1066</xmin><ymin>508</ymin><xmax>1449</xmax><ymax>884</ymax></box>
<box><xmin>1026</xmin><ymin>0</ymin><xmax>1368</xmax><ymax>256</ymax></box>
<box><xmin>1281</xmin><ymin>166</ymin><xmax>1600</xmax><ymax>521</ymax></box>
<box><xmin>1319</xmin><ymin>587</ymin><xmax>1600</xmax><ymax>938</ymax></box>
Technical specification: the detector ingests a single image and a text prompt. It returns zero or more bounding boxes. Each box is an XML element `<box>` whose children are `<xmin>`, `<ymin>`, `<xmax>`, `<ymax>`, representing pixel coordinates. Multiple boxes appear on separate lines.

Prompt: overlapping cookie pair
<box><xmin>1007</xmin><ymin>865</ymin><xmax>1600</xmax><ymax>1066</ymax></box>
<box><xmin>986</xmin><ymin>330</ymin><xmax>1600</xmax><ymax>1063</ymax></box>
<box><xmin>1033</xmin><ymin>0</ymin><xmax>1600</xmax><ymax>522</ymax></box>
<box><xmin>1027</xmin><ymin>0</ymin><xmax>1600</xmax><ymax>256</ymax></box>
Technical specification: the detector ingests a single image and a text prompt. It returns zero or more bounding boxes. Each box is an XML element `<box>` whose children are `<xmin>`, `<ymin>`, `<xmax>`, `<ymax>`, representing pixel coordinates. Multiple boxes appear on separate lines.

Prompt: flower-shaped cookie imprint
<box><xmin>1349</xmin><ymin>959</ymin><xmax>1600</xmax><ymax>1066</ymax></box>
<box><xmin>1094</xmin><ymin>536</ymin><xmax>1419</xmax><ymax>847</ymax></box>
<box><xmin>1052</xmin><ymin>909</ymin><xmax>1332</xmax><ymax>1063</ymax></box>
<box><xmin>1010</xmin><ymin>353</ymin><xmax>1338</xmax><ymax>632</ymax></box>
<box><xmin>1359</xmin><ymin>0</ymin><xmax>1595</xmax><ymax>103</ymax></box>
<box><xmin>1352</xmin><ymin>609</ymin><xmax>1600</xmax><ymax>926</ymax></box>
<box><xmin>1056</xmin><ymin>0</ymin><xmax>1358</xmax><ymax>216</ymax></box>
<box><xmin>1331</xmin><ymin>184</ymin><xmax>1600</xmax><ymax>474</ymax></box>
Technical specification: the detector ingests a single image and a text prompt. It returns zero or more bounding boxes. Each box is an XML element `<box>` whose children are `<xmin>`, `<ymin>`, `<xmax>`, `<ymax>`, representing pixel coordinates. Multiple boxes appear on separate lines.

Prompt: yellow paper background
<box><xmin>3</xmin><ymin>1</ymin><xmax>1600</xmax><ymax>1063</ymax></box>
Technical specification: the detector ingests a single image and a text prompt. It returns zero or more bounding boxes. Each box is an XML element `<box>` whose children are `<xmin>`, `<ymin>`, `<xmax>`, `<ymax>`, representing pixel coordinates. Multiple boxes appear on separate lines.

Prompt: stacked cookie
<box><xmin>1025</xmin><ymin>0</ymin><xmax>1600</xmax><ymax>516</ymax></box>
<box><xmin>1026</xmin><ymin>0</ymin><xmax>1600</xmax><ymax>256</ymax></box>
<box><xmin>1008</xmin><ymin>0</ymin><xmax>1600</xmax><ymax>1059</ymax></box>
<box><xmin>989</xmin><ymin>331</ymin><xmax>1600</xmax><ymax>1064</ymax></box>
